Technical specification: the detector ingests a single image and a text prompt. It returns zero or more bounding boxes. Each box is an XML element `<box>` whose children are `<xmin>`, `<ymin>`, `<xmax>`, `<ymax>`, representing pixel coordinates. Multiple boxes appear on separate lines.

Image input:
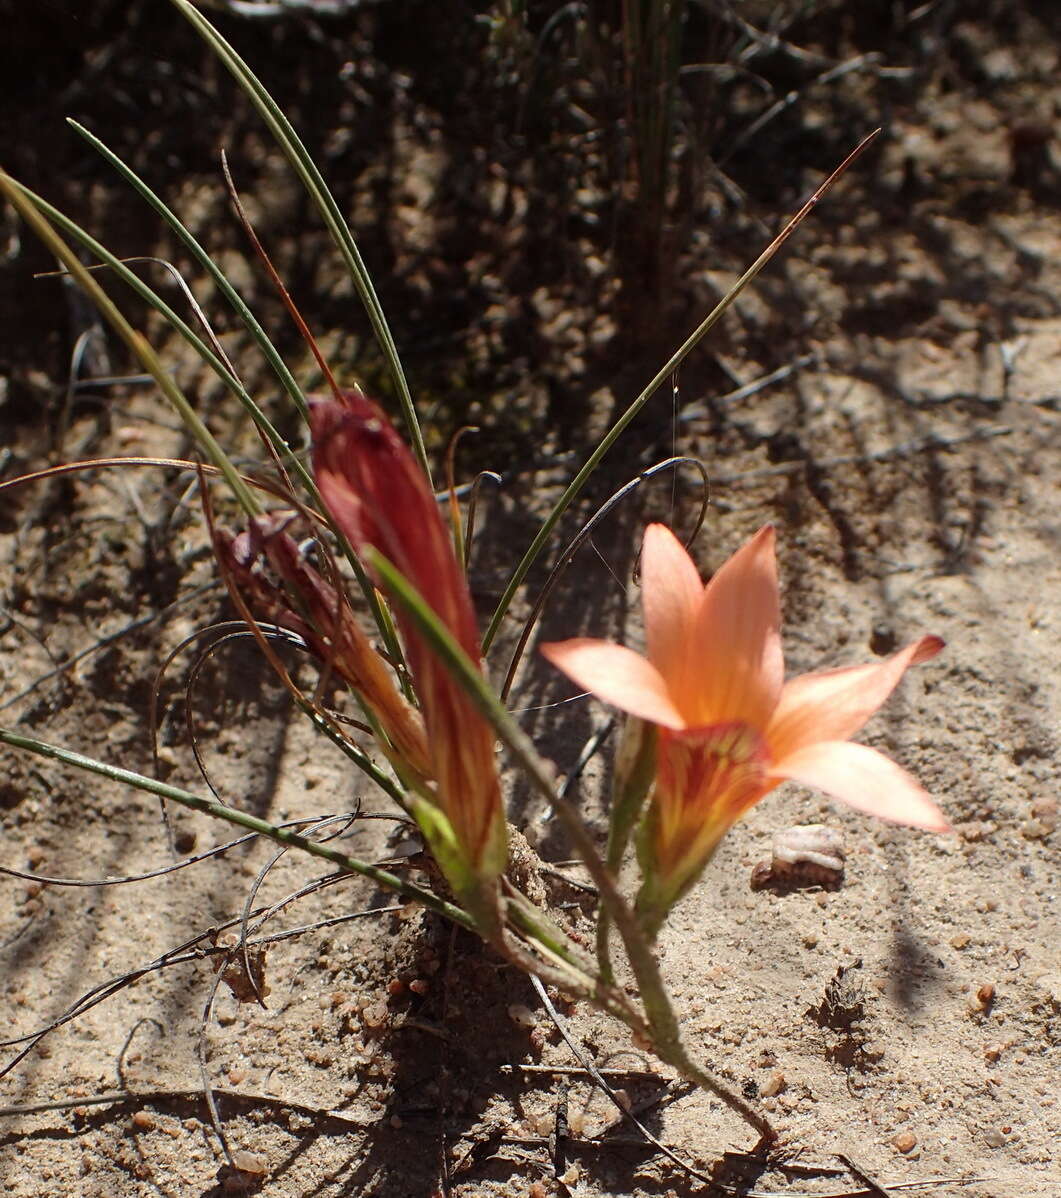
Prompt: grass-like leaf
<box><xmin>68</xmin><ymin>119</ymin><xmax>310</xmax><ymax>423</ymax></box>
<box><xmin>169</xmin><ymin>0</ymin><xmax>430</xmax><ymax>482</ymax></box>
<box><xmin>481</xmin><ymin>131</ymin><xmax>879</xmax><ymax>653</ymax></box>
<box><xmin>0</xmin><ymin>170</ymin><xmax>260</xmax><ymax>517</ymax></box>
<box><xmin>0</xmin><ymin>725</ymin><xmax>473</xmax><ymax>931</ymax></box>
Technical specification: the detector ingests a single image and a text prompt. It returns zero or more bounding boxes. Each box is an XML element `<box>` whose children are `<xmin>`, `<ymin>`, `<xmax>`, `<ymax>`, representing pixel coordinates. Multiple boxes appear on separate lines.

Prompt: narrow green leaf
<box><xmin>4</xmin><ymin>175</ymin><xmax>284</xmax><ymax>499</ymax></box>
<box><xmin>68</xmin><ymin>119</ymin><xmax>310</xmax><ymax>423</ymax></box>
<box><xmin>0</xmin><ymin>725</ymin><xmax>473</xmax><ymax>932</ymax></box>
<box><xmin>482</xmin><ymin>133</ymin><xmax>878</xmax><ymax>652</ymax></box>
<box><xmin>169</xmin><ymin>0</ymin><xmax>430</xmax><ymax>483</ymax></box>
<box><xmin>0</xmin><ymin>171</ymin><xmax>260</xmax><ymax>518</ymax></box>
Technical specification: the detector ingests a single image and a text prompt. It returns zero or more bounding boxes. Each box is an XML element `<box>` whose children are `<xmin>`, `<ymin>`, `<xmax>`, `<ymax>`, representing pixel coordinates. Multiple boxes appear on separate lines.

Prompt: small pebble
<box><xmin>26</xmin><ymin>845</ymin><xmax>46</xmax><ymax>868</ymax></box>
<box><xmin>761</xmin><ymin>1071</ymin><xmax>786</xmax><ymax>1097</ymax></box>
<box><xmin>361</xmin><ymin>1003</ymin><xmax>388</xmax><ymax>1029</ymax></box>
<box><xmin>1030</xmin><ymin>797</ymin><xmax>1057</xmax><ymax>828</ymax></box>
<box><xmin>229</xmin><ymin>1150</ymin><xmax>267</xmax><ymax>1176</ymax></box>
<box><xmin>409</xmin><ymin>978</ymin><xmax>429</xmax><ymax>996</ymax></box>
<box><xmin>957</xmin><ymin>820</ymin><xmax>993</xmax><ymax>842</ymax></box>
<box><xmin>984</xmin><ymin>1129</ymin><xmax>1006</xmax><ymax>1148</ymax></box>
<box><xmin>1021</xmin><ymin>818</ymin><xmax>1050</xmax><ymax>840</ymax></box>
<box><xmin>131</xmin><ymin>1111</ymin><xmax>155</xmax><ymax>1131</ymax></box>
<box><xmin>977</xmin><ymin>983</ymin><xmax>996</xmax><ymax>1008</ymax></box>
<box><xmin>984</xmin><ymin>1043</ymin><xmax>1003</xmax><ymax>1062</ymax></box>
<box><xmin>950</xmin><ymin>933</ymin><xmax>971</xmax><ymax>949</ymax></box>
<box><xmin>892</xmin><ymin>1132</ymin><xmax>917</xmax><ymax>1154</ymax></box>
<box><xmin>508</xmin><ymin>1003</ymin><xmax>537</xmax><ymax>1028</ymax></box>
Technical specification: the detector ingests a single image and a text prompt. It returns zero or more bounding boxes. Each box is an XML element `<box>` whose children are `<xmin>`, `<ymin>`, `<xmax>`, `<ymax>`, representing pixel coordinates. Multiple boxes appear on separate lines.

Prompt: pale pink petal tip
<box><xmin>772</xmin><ymin>740</ymin><xmax>951</xmax><ymax>833</ymax></box>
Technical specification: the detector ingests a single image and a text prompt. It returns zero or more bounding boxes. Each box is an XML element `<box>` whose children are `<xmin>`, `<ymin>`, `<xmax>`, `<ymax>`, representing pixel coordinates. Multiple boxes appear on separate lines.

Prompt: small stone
<box><xmin>508</xmin><ymin>1003</ymin><xmax>537</xmax><ymax>1028</ymax></box>
<box><xmin>386</xmin><ymin>979</ymin><xmax>406</xmax><ymax>998</ymax></box>
<box><xmin>957</xmin><ymin>820</ymin><xmax>993</xmax><ymax>842</ymax></box>
<box><xmin>361</xmin><ymin>1003</ymin><xmax>388</xmax><ymax>1029</ymax></box>
<box><xmin>229</xmin><ymin>1150</ymin><xmax>267</xmax><ymax>1176</ymax></box>
<box><xmin>976</xmin><ymin>983</ymin><xmax>996</xmax><ymax>1008</ymax></box>
<box><xmin>408</xmin><ymin>978</ymin><xmax>429</xmax><ymax>996</ymax></box>
<box><xmin>131</xmin><ymin>1111</ymin><xmax>156</xmax><ymax>1131</ymax></box>
<box><xmin>984</xmin><ymin>1129</ymin><xmax>1006</xmax><ymax>1148</ymax></box>
<box><xmin>154</xmin><ymin>746</ymin><xmax>179</xmax><ymax>770</ymax></box>
<box><xmin>892</xmin><ymin>1132</ymin><xmax>917</xmax><ymax>1154</ymax></box>
<box><xmin>1030</xmin><ymin>797</ymin><xmax>1057</xmax><ymax>827</ymax></box>
<box><xmin>26</xmin><ymin>845</ymin><xmax>46</xmax><ymax>868</ymax></box>
<box><xmin>984</xmin><ymin>1043</ymin><xmax>1003</xmax><ymax>1062</ymax></box>
<box><xmin>950</xmin><ymin>933</ymin><xmax>971</xmax><ymax>949</ymax></box>
<box><xmin>761</xmin><ymin>1071</ymin><xmax>786</xmax><ymax>1097</ymax></box>
<box><xmin>1021</xmin><ymin>818</ymin><xmax>1050</xmax><ymax>840</ymax></box>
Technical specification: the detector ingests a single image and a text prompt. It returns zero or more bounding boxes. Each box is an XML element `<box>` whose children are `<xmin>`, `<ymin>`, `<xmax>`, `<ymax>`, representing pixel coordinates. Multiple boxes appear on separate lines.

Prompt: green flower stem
<box><xmin>0</xmin><ymin>726</ymin><xmax>473</xmax><ymax>934</ymax></box>
<box><xmin>596</xmin><ymin>718</ymin><xmax>656</xmax><ymax>986</ymax></box>
<box><xmin>372</xmin><ymin>553</ymin><xmax>773</xmax><ymax>1141</ymax></box>
<box><xmin>613</xmin><ymin>897</ymin><xmax>777</xmax><ymax>1144</ymax></box>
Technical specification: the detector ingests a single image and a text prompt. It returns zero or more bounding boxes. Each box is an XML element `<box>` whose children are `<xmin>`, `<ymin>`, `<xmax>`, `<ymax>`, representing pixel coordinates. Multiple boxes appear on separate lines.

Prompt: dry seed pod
<box><xmin>750</xmin><ymin>824</ymin><xmax>846</xmax><ymax>892</ymax></box>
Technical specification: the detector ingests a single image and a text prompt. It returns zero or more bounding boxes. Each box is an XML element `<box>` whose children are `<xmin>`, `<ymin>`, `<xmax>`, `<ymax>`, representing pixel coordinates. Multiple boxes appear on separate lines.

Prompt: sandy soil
<box><xmin>0</xmin><ymin>3</ymin><xmax>1058</xmax><ymax>1196</ymax></box>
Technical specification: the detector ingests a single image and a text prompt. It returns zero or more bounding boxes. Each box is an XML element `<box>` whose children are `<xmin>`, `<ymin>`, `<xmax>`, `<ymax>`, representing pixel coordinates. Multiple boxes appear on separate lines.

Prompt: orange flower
<box><xmin>542</xmin><ymin>524</ymin><xmax>948</xmax><ymax>917</ymax></box>
<box><xmin>310</xmin><ymin>389</ymin><xmax>506</xmax><ymax>882</ymax></box>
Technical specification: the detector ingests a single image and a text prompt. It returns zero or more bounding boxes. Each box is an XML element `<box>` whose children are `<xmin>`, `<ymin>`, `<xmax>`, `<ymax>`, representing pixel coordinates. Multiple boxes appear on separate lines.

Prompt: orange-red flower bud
<box><xmin>216</xmin><ymin>515</ymin><xmax>430</xmax><ymax>780</ymax></box>
<box><xmin>310</xmin><ymin>389</ymin><xmax>505</xmax><ymax>879</ymax></box>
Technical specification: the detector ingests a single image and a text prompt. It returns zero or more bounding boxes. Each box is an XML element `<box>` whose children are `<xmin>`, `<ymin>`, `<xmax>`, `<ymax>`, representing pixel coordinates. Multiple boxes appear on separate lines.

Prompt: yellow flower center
<box><xmin>654</xmin><ymin>722</ymin><xmax>770</xmax><ymax>875</ymax></box>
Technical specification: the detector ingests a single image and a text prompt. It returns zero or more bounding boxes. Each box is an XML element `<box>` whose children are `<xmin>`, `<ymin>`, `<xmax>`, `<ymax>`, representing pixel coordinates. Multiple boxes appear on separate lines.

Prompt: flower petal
<box><xmin>641</xmin><ymin>524</ymin><xmax>703</xmax><ymax>691</ymax></box>
<box><xmin>685</xmin><ymin>525</ymin><xmax>784</xmax><ymax>728</ymax></box>
<box><xmin>540</xmin><ymin>639</ymin><xmax>686</xmax><ymax>730</ymax></box>
<box><xmin>766</xmin><ymin>635</ymin><xmax>945</xmax><ymax>761</ymax></box>
<box><xmin>771</xmin><ymin>740</ymin><xmax>950</xmax><ymax>832</ymax></box>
